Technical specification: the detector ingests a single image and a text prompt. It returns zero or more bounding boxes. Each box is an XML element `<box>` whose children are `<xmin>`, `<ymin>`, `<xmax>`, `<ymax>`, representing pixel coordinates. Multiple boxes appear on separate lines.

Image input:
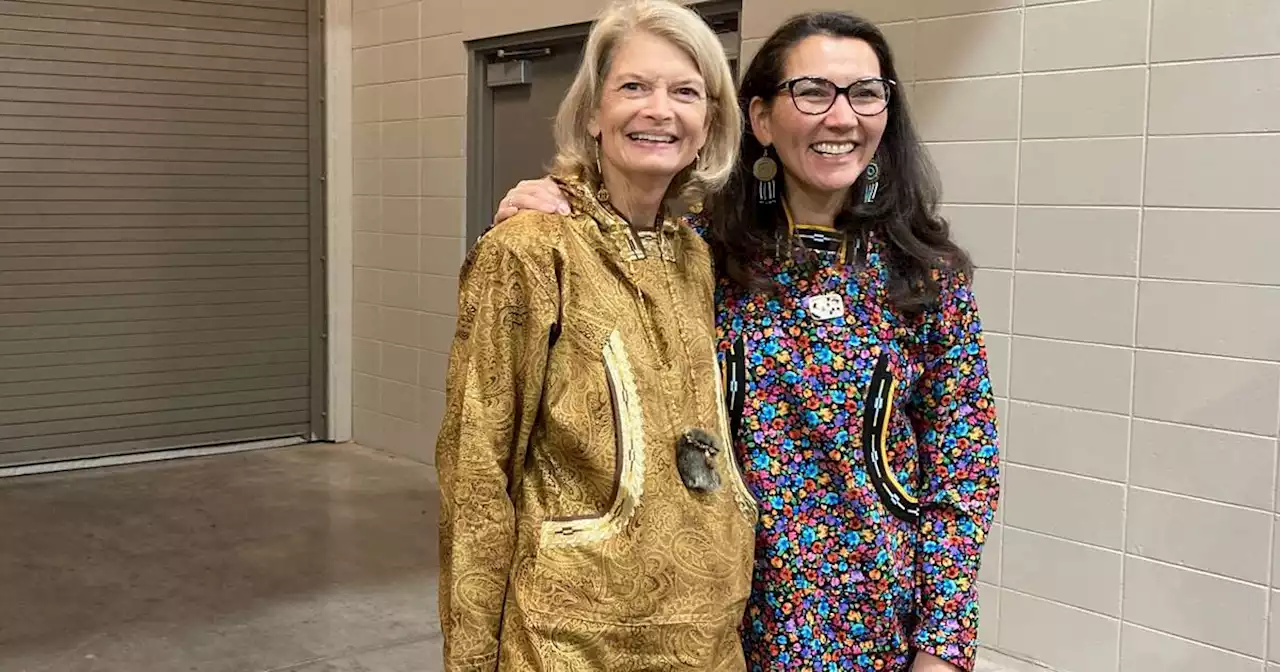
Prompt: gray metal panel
<box><xmin>0</xmin><ymin>56</ymin><xmax>308</xmax><ymax>88</ymax></box>
<box><xmin>8</xmin><ymin>0</ymin><xmax>306</xmax><ymax>23</ymax></box>
<box><xmin>0</xmin><ymin>41</ymin><xmax>308</xmax><ymax>74</ymax></box>
<box><xmin>0</xmin><ymin>0</ymin><xmax>323</xmax><ymax>465</ymax></box>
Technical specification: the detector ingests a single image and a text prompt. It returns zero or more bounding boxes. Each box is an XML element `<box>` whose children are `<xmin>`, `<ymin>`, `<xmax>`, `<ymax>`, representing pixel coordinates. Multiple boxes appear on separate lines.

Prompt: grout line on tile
<box><xmin>1128</xmin><ymin>484</ymin><xmax>1277</xmax><ymax>516</ymax></box>
<box><xmin>1131</xmin><ymin>415</ymin><xmax>1280</xmax><ymax>441</ymax></box>
<box><xmin>1007</xmin><ymin>398</ymin><xmax>1130</xmax><ymax>420</ymax></box>
<box><xmin>1022</xmin><ymin>49</ymin><xmax>1280</xmax><ymax>80</ymax></box>
<box><xmin>1127</xmin><ymin>553</ymin><xmax>1270</xmax><ymax>591</ymax></box>
<box><xmin>1133</xmin><ymin>276</ymin><xmax>1280</xmax><ymax>291</ymax></box>
<box><xmin>368</xmin><ymin>35</ymin><xmax>425</xmax><ymax>48</ymax></box>
<box><xmin>1001</xmin><ymin>585</ymin><xmax>1123</xmax><ymax>623</ymax></box>
<box><xmin>1006</xmin><ymin>333</ymin><xmax>1132</xmax><ymax>351</ymax></box>
<box><xmin>992</xmin><ymin>5</ymin><xmax>1028</xmax><ymax>642</ymax></box>
<box><xmin>1021</xmin><ymin>61</ymin><xmax>1149</xmax><ymax>77</ymax></box>
<box><xmin>1019</xmin><ymin>0</ymin><xmax>1103</xmax><ymax>12</ymax></box>
<box><xmin>1001</xmin><ymin>523</ymin><xmax>1124</xmax><ymax>555</ymax></box>
<box><xmin>1018</xmin><ymin>135</ymin><xmax>1145</xmax><ymax>143</ymax></box>
<box><xmin>1010</xmin><ymin>334</ymin><xmax>1280</xmax><ymax>368</ymax></box>
<box><xmin>419</xmin><ymin>308</ymin><xmax>457</xmax><ymax>318</ymax></box>
<box><xmin>1150</xmin><ymin>51</ymin><xmax>1280</xmax><ymax>68</ymax></box>
<box><xmin>1005</xmin><ymin>396</ymin><xmax>1129</xmax><ymax>423</ymax></box>
<box><xmin>1123</xmin><ymin>622</ymin><xmax>1268</xmax><ymax>665</ymax></box>
<box><xmin>1147</xmin><ymin>131</ymin><xmax>1280</xmax><ymax>140</ymax></box>
<box><xmin>1275</xmin><ymin>371</ymin><xmax>1280</xmax><ymax>445</ymax></box>
<box><xmin>1017</xmin><ymin>200</ymin><xmax>1142</xmax><ymax>208</ymax></box>
<box><xmin>419</xmin><ymin>72</ymin><xmax>465</xmax><ymax>83</ymax></box>
<box><xmin>1142</xmin><ymin>205</ymin><xmax>1280</xmax><ymax>213</ymax></box>
<box><xmin>1268</xmin><ymin>378</ymin><xmax>1280</xmax><ymax>663</ymax></box>
<box><xmin>938</xmin><ymin>203</ymin><xmax>1020</xmax><ymax>210</ymax></box>
<box><xmin>1130</xmin><ymin>346</ymin><xmax>1280</xmax><ymax>367</ymax></box>
<box><xmin>923</xmin><ymin>139</ymin><xmax>1020</xmax><ymax>148</ymax></box>
<box><xmin>1011</xmin><ymin>269</ymin><xmax>1138</xmax><ymax>281</ymax></box>
<box><xmin>1266</xmin><ymin>521</ymin><xmax>1276</xmax><ymax>663</ymax></box>
<box><xmin>1006</xmin><ymin>462</ymin><xmax>1125</xmax><ymax>487</ymax></box>
<box><xmin>1131</xmin><ymin>18</ymin><xmax>1152</xmax><ymax>634</ymax></box>
<box><xmin>915</xmin><ymin>72</ymin><xmax>1024</xmax><ymax>85</ymax></box>
<box><xmin>916</xmin><ymin>6</ymin><xmax>1025</xmax><ymax>24</ymax></box>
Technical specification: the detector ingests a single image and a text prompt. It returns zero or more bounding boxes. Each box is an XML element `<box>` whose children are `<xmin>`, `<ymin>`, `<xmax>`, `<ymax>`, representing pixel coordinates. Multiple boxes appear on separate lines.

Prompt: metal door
<box><xmin>0</xmin><ymin>0</ymin><xmax>327</xmax><ymax>466</ymax></box>
<box><xmin>490</xmin><ymin>44</ymin><xmax>586</xmax><ymax>218</ymax></box>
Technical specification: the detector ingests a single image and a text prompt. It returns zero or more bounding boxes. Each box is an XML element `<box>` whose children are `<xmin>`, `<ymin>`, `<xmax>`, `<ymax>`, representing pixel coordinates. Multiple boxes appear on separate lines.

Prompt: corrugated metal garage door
<box><xmin>0</xmin><ymin>0</ymin><xmax>326</xmax><ymax>466</ymax></box>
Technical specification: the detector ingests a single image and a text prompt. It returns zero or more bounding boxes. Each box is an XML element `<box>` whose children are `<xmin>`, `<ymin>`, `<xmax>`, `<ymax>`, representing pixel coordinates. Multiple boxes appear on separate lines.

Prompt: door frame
<box><xmin>463</xmin><ymin>0</ymin><xmax>742</xmax><ymax>247</ymax></box>
<box><xmin>308</xmin><ymin>0</ymin><xmax>330</xmax><ymax>442</ymax></box>
<box><xmin>324</xmin><ymin>0</ymin><xmax>351</xmax><ymax>442</ymax></box>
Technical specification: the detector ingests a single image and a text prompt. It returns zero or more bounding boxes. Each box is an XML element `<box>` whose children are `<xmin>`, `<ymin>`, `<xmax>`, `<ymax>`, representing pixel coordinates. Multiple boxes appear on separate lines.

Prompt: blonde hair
<box><xmin>551</xmin><ymin>0</ymin><xmax>740</xmax><ymax>201</ymax></box>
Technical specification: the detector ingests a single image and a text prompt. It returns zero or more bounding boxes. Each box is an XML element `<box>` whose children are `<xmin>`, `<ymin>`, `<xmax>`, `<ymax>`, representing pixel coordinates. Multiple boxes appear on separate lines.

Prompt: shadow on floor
<box><xmin>0</xmin><ymin>443</ymin><xmax>442</xmax><ymax>672</ymax></box>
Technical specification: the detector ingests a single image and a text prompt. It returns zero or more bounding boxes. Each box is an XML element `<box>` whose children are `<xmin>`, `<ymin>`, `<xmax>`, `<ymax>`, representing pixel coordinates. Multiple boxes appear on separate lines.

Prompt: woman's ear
<box><xmin>748</xmin><ymin>96</ymin><xmax>773</xmax><ymax>147</ymax></box>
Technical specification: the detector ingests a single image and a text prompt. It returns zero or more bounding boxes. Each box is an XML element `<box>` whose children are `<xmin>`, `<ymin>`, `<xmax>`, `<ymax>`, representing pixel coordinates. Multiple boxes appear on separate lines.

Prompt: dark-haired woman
<box><xmin>490</xmin><ymin>12</ymin><xmax>999</xmax><ymax>672</ymax></box>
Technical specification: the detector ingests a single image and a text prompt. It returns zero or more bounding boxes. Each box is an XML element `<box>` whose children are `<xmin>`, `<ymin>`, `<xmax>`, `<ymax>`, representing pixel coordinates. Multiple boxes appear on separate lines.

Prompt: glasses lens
<box><xmin>849</xmin><ymin>80</ymin><xmax>890</xmax><ymax>115</ymax></box>
<box><xmin>790</xmin><ymin>78</ymin><xmax>837</xmax><ymax>114</ymax></box>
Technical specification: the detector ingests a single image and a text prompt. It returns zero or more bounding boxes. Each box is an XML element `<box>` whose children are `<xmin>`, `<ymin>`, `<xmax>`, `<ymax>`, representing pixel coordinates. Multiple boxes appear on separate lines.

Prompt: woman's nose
<box><xmin>643</xmin><ymin>91</ymin><xmax>675</xmax><ymax>119</ymax></box>
<box><xmin>823</xmin><ymin>96</ymin><xmax>860</xmax><ymax>128</ymax></box>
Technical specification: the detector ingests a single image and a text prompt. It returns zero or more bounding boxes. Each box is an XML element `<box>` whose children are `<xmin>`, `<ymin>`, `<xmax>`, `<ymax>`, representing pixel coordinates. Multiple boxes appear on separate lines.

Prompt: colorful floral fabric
<box><xmin>699</xmin><ymin>216</ymin><xmax>1000</xmax><ymax>671</ymax></box>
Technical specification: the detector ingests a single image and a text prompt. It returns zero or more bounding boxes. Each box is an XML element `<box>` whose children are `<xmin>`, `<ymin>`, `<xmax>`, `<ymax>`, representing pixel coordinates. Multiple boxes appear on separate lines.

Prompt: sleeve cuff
<box><xmin>913</xmin><ymin>622</ymin><xmax>978</xmax><ymax>671</ymax></box>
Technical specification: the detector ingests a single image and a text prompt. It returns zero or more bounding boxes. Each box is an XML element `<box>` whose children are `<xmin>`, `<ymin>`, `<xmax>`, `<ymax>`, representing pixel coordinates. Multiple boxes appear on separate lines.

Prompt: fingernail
<box><xmin>558</xmin><ymin>204</ymin><xmax>570</xmax><ymax>215</ymax></box>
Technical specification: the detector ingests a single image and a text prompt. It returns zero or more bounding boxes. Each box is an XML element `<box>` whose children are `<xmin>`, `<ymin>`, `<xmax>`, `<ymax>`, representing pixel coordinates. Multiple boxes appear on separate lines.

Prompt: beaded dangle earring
<box><xmin>753</xmin><ymin>147</ymin><xmax>778</xmax><ymax>205</ymax></box>
<box><xmin>862</xmin><ymin>158</ymin><xmax>881</xmax><ymax>203</ymax></box>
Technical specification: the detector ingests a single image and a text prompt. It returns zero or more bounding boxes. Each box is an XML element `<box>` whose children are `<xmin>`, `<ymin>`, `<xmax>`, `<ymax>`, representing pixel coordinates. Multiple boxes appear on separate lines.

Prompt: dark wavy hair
<box><xmin>704</xmin><ymin>12</ymin><xmax>971</xmax><ymax>315</ymax></box>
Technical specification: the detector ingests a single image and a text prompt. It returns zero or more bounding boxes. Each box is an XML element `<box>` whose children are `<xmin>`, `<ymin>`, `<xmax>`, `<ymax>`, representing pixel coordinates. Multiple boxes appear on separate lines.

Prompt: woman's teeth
<box><xmin>812</xmin><ymin>141</ymin><xmax>855</xmax><ymax>155</ymax></box>
<box><xmin>629</xmin><ymin>133</ymin><xmax>676</xmax><ymax>143</ymax></box>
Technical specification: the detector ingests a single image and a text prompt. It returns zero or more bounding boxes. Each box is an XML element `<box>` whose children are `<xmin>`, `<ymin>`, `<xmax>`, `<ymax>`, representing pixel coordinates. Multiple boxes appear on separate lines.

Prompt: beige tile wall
<box><xmin>351</xmin><ymin>0</ymin><xmax>465</xmax><ymax>463</ymax></box>
<box><xmin>348</xmin><ymin>0</ymin><xmax>1280</xmax><ymax>669</ymax></box>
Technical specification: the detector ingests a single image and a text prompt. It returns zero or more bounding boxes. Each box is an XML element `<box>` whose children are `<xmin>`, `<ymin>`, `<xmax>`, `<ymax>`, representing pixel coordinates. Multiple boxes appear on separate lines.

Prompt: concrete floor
<box><xmin>0</xmin><ymin>443</ymin><xmax>1037</xmax><ymax>672</ymax></box>
<box><xmin>0</xmin><ymin>443</ymin><xmax>440</xmax><ymax>672</ymax></box>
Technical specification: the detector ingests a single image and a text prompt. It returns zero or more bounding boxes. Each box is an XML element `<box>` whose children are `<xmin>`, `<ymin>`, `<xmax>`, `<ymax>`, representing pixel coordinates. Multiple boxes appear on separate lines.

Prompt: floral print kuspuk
<box><xmin>707</xmin><ymin>215</ymin><xmax>1000</xmax><ymax>671</ymax></box>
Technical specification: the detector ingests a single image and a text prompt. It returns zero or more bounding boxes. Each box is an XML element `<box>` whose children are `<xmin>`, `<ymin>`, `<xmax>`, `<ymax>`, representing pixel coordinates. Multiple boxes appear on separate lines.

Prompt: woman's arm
<box><xmin>906</xmin><ymin>268</ymin><xmax>1002</xmax><ymax>672</ymax></box>
<box><xmin>435</xmin><ymin>232</ymin><xmax>559</xmax><ymax>671</ymax></box>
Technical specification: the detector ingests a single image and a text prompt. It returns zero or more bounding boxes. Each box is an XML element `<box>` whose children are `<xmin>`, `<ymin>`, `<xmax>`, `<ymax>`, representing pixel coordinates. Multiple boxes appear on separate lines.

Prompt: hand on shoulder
<box><xmin>491</xmin><ymin>177</ymin><xmax>568</xmax><ymax>230</ymax></box>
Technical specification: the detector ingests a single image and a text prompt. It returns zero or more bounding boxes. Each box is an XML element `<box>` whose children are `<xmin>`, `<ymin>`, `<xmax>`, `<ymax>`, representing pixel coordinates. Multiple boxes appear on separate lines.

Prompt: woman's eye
<box><xmin>673</xmin><ymin>87</ymin><xmax>703</xmax><ymax>101</ymax></box>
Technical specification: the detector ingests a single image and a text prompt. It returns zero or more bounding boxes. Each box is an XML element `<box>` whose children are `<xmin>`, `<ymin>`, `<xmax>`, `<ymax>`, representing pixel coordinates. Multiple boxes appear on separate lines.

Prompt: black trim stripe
<box><xmin>724</xmin><ymin>335</ymin><xmax>746</xmax><ymax>442</ymax></box>
<box><xmin>861</xmin><ymin>352</ymin><xmax>920</xmax><ymax>524</ymax></box>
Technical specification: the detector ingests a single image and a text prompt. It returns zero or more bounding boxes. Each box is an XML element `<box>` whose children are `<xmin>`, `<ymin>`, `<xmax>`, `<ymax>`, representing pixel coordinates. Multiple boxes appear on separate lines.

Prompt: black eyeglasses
<box><xmin>777</xmin><ymin>76</ymin><xmax>895</xmax><ymax>116</ymax></box>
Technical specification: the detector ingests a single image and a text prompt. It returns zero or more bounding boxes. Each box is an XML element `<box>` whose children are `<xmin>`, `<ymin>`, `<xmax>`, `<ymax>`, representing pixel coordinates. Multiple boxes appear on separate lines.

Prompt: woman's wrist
<box><xmin>911</xmin><ymin>650</ymin><xmax>964</xmax><ymax>672</ymax></box>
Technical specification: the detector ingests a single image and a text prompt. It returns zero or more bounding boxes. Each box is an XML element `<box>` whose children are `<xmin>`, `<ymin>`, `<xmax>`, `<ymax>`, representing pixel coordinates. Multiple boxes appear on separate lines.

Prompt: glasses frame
<box><xmin>776</xmin><ymin>76</ymin><xmax>896</xmax><ymax>117</ymax></box>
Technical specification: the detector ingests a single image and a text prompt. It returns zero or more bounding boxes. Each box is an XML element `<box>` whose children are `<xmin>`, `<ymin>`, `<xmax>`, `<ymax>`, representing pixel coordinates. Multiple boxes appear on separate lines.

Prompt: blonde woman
<box><xmin>434</xmin><ymin>1</ymin><xmax>756</xmax><ymax>670</ymax></box>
